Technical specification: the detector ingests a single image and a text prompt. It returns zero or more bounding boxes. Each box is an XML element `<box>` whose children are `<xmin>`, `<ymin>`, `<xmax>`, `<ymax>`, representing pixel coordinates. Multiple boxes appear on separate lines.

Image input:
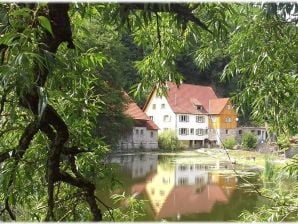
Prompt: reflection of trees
<box><xmin>158</xmin><ymin>155</ymin><xmax>175</xmax><ymax>171</ymax></box>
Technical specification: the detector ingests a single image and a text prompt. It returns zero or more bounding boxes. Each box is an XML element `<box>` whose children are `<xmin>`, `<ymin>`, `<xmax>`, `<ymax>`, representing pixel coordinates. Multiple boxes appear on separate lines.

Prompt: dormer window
<box><xmin>227</xmin><ymin>104</ymin><xmax>231</xmax><ymax>110</ymax></box>
<box><xmin>197</xmin><ymin>105</ymin><xmax>202</xmax><ymax>110</ymax></box>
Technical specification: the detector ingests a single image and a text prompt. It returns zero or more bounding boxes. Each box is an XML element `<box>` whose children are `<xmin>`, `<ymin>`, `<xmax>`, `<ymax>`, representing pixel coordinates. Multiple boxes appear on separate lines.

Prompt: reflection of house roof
<box><xmin>131</xmin><ymin>171</ymin><xmax>157</xmax><ymax>194</ymax></box>
<box><xmin>154</xmin><ymin>184</ymin><xmax>228</xmax><ymax>219</ymax></box>
<box><xmin>123</xmin><ymin>92</ymin><xmax>159</xmax><ymax>130</ymax></box>
<box><xmin>209</xmin><ymin>98</ymin><xmax>229</xmax><ymax>114</ymax></box>
<box><xmin>166</xmin><ymin>82</ymin><xmax>218</xmax><ymax>114</ymax></box>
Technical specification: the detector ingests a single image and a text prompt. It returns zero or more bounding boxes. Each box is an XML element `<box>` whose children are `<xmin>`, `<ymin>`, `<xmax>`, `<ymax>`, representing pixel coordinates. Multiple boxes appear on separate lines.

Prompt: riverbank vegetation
<box><xmin>0</xmin><ymin>2</ymin><xmax>297</xmax><ymax>221</ymax></box>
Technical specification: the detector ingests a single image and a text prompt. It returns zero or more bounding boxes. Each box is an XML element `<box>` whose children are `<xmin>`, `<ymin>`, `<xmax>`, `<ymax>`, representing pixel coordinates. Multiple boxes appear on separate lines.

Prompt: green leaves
<box><xmin>37</xmin><ymin>16</ymin><xmax>53</xmax><ymax>36</ymax></box>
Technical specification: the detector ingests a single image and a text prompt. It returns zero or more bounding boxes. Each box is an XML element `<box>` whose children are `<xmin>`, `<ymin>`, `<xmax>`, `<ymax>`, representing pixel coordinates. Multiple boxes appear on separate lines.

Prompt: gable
<box><xmin>209</xmin><ymin>98</ymin><xmax>229</xmax><ymax>114</ymax></box>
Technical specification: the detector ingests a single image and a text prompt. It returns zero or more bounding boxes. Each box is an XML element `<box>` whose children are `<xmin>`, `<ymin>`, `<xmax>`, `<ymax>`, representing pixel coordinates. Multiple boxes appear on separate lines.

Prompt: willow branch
<box><xmin>121</xmin><ymin>3</ymin><xmax>212</xmax><ymax>33</ymax></box>
<box><xmin>155</xmin><ymin>12</ymin><xmax>162</xmax><ymax>49</ymax></box>
<box><xmin>5</xmin><ymin>197</ymin><xmax>16</xmax><ymax>220</ymax></box>
<box><xmin>95</xmin><ymin>196</ymin><xmax>115</xmax><ymax>222</ymax></box>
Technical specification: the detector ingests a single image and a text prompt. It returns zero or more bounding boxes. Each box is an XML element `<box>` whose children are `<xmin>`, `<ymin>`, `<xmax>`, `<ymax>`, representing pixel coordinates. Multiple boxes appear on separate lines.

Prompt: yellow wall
<box><xmin>209</xmin><ymin>101</ymin><xmax>237</xmax><ymax>129</ymax></box>
<box><xmin>145</xmin><ymin>165</ymin><xmax>175</xmax><ymax>214</ymax></box>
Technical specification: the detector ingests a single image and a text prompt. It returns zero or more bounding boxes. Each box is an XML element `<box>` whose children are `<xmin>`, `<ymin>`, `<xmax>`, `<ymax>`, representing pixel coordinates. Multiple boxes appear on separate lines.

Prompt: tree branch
<box><xmin>120</xmin><ymin>3</ymin><xmax>212</xmax><ymax>33</ymax></box>
<box><xmin>95</xmin><ymin>196</ymin><xmax>115</xmax><ymax>222</ymax></box>
<box><xmin>5</xmin><ymin>197</ymin><xmax>16</xmax><ymax>221</ymax></box>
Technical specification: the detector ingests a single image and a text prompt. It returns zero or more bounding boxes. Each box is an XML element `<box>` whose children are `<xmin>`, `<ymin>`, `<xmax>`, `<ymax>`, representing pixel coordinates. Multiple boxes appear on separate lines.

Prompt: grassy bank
<box><xmin>142</xmin><ymin>148</ymin><xmax>289</xmax><ymax>169</ymax></box>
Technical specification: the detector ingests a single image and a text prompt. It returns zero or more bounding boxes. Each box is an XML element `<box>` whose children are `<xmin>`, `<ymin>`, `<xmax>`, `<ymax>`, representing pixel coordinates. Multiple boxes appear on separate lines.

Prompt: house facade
<box><xmin>208</xmin><ymin>98</ymin><xmax>238</xmax><ymax>145</ymax></box>
<box><xmin>117</xmin><ymin>93</ymin><xmax>159</xmax><ymax>151</ymax></box>
<box><xmin>144</xmin><ymin>82</ymin><xmax>237</xmax><ymax>148</ymax></box>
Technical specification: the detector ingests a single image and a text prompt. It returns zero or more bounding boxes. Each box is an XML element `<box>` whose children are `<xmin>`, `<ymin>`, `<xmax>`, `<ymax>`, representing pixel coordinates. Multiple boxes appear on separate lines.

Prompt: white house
<box><xmin>117</xmin><ymin>93</ymin><xmax>159</xmax><ymax>151</ymax></box>
<box><xmin>143</xmin><ymin>82</ymin><xmax>235</xmax><ymax>148</ymax></box>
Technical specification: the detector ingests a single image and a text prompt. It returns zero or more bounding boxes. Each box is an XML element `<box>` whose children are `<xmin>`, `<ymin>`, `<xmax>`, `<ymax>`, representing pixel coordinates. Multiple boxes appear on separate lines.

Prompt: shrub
<box><xmin>277</xmin><ymin>134</ymin><xmax>290</xmax><ymax>150</ymax></box>
<box><xmin>241</xmin><ymin>132</ymin><xmax>257</xmax><ymax>149</ymax></box>
<box><xmin>158</xmin><ymin>130</ymin><xmax>179</xmax><ymax>151</ymax></box>
<box><xmin>222</xmin><ymin>137</ymin><xmax>237</xmax><ymax>149</ymax></box>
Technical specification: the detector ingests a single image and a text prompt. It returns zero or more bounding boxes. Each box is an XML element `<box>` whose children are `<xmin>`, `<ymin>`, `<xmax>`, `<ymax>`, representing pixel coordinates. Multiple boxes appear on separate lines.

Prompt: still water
<box><xmin>99</xmin><ymin>152</ymin><xmax>261</xmax><ymax>221</ymax></box>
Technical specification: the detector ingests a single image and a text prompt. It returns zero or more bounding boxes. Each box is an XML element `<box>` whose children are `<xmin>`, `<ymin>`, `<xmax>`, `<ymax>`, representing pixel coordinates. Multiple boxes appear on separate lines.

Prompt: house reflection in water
<box><xmin>133</xmin><ymin>159</ymin><xmax>237</xmax><ymax>220</ymax></box>
<box><xmin>108</xmin><ymin>154</ymin><xmax>158</xmax><ymax>179</ymax></box>
<box><xmin>108</xmin><ymin>154</ymin><xmax>237</xmax><ymax>220</ymax></box>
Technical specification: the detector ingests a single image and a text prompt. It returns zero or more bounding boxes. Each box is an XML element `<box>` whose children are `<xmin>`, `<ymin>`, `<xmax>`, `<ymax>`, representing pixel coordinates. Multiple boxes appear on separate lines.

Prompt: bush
<box><xmin>277</xmin><ymin>134</ymin><xmax>290</xmax><ymax>150</ymax></box>
<box><xmin>158</xmin><ymin>130</ymin><xmax>179</xmax><ymax>151</ymax></box>
<box><xmin>222</xmin><ymin>137</ymin><xmax>236</xmax><ymax>149</ymax></box>
<box><xmin>241</xmin><ymin>132</ymin><xmax>257</xmax><ymax>149</ymax></box>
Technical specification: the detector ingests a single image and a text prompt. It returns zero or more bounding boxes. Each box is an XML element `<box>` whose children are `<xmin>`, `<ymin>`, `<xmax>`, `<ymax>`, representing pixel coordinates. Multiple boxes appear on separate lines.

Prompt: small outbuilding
<box><xmin>117</xmin><ymin>93</ymin><xmax>159</xmax><ymax>151</ymax></box>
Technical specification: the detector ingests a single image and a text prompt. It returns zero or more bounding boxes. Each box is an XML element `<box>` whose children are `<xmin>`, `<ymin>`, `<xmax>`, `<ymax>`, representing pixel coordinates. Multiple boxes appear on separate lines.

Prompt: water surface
<box><xmin>99</xmin><ymin>152</ymin><xmax>261</xmax><ymax>221</ymax></box>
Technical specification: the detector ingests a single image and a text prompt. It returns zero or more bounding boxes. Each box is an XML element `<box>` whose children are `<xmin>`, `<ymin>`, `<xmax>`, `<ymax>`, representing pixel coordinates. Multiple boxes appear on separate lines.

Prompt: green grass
<box><xmin>150</xmin><ymin>148</ymin><xmax>289</xmax><ymax>169</ymax></box>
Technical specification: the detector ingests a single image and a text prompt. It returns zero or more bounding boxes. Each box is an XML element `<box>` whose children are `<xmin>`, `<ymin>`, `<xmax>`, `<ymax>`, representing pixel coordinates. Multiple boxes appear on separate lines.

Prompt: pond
<box><xmin>98</xmin><ymin>152</ymin><xmax>262</xmax><ymax>221</ymax></box>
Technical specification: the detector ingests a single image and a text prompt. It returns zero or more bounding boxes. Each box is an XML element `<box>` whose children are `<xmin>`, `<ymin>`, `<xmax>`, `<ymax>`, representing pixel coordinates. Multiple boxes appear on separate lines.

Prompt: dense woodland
<box><xmin>0</xmin><ymin>3</ymin><xmax>297</xmax><ymax>221</ymax></box>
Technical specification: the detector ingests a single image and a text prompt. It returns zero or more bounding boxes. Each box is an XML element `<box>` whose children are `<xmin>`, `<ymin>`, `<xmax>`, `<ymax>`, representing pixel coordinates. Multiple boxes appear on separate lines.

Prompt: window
<box><xmin>225</xmin><ymin>117</ymin><xmax>232</xmax><ymax>123</ymax></box>
<box><xmin>162</xmin><ymin>177</ymin><xmax>170</xmax><ymax>184</ymax></box>
<box><xmin>227</xmin><ymin>104</ymin><xmax>231</xmax><ymax>110</ymax></box>
<box><xmin>257</xmin><ymin>130</ymin><xmax>261</xmax><ymax>135</ymax></box>
<box><xmin>197</xmin><ymin>105</ymin><xmax>202</xmax><ymax>110</ymax></box>
<box><xmin>136</xmin><ymin>129</ymin><xmax>139</xmax><ymax>135</ymax></box>
<box><xmin>196</xmin><ymin>129</ymin><xmax>203</xmax><ymax>136</ymax></box>
<box><xmin>178</xmin><ymin>177</ymin><xmax>188</xmax><ymax>185</ymax></box>
<box><xmin>161</xmin><ymin>104</ymin><xmax>165</xmax><ymax>109</ymax></box>
<box><xmin>150</xmin><ymin>131</ymin><xmax>154</xmax><ymax>138</ymax></box>
<box><xmin>190</xmin><ymin>128</ymin><xmax>194</xmax><ymax>135</ymax></box>
<box><xmin>195</xmin><ymin>177</ymin><xmax>204</xmax><ymax>185</ymax></box>
<box><xmin>179</xmin><ymin>115</ymin><xmax>189</xmax><ymax>122</ymax></box>
<box><xmin>179</xmin><ymin>128</ymin><xmax>188</xmax><ymax>135</ymax></box>
<box><xmin>226</xmin><ymin>129</ymin><xmax>228</xmax><ymax>134</ymax></box>
<box><xmin>149</xmin><ymin>116</ymin><xmax>154</xmax><ymax>121</ymax></box>
<box><xmin>196</xmin><ymin>116</ymin><xmax>205</xmax><ymax>123</ymax></box>
<box><xmin>179</xmin><ymin>165</ymin><xmax>187</xmax><ymax>171</ymax></box>
<box><xmin>239</xmin><ymin>130</ymin><xmax>242</xmax><ymax>135</ymax></box>
<box><xmin>160</xmin><ymin>190</ymin><xmax>165</xmax><ymax>196</ymax></box>
<box><xmin>140</xmin><ymin>129</ymin><xmax>144</xmax><ymax>135</ymax></box>
<box><xmin>152</xmin><ymin>104</ymin><xmax>156</xmax><ymax>109</ymax></box>
<box><xmin>163</xmin><ymin>115</ymin><xmax>170</xmax><ymax>122</ymax></box>
<box><xmin>151</xmin><ymin>189</ymin><xmax>155</xmax><ymax>195</ymax></box>
<box><xmin>195</xmin><ymin>164</ymin><xmax>203</xmax><ymax>170</ymax></box>
<box><xmin>251</xmin><ymin>130</ymin><xmax>255</xmax><ymax>133</ymax></box>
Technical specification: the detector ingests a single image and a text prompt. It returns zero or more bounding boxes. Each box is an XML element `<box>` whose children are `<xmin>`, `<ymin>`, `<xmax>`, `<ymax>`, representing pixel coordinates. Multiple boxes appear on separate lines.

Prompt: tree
<box><xmin>241</xmin><ymin>132</ymin><xmax>257</xmax><ymax>149</ymax></box>
<box><xmin>0</xmin><ymin>3</ymin><xmax>229</xmax><ymax>221</ymax></box>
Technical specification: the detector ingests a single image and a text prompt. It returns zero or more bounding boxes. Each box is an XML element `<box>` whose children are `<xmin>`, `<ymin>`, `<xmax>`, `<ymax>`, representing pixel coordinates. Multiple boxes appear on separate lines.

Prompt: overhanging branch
<box><xmin>120</xmin><ymin>3</ymin><xmax>212</xmax><ymax>33</ymax></box>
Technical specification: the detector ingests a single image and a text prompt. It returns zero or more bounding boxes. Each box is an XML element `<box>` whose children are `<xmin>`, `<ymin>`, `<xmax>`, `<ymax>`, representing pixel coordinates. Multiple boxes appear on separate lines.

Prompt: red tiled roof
<box><xmin>146</xmin><ymin>119</ymin><xmax>159</xmax><ymax>130</ymax></box>
<box><xmin>209</xmin><ymin>98</ymin><xmax>229</xmax><ymax>114</ymax></box>
<box><xmin>123</xmin><ymin>92</ymin><xmax>159</xmax><ymax>130</ymax></box>
<box><xmin>155</xmin><ymin>184</ymin><xmax>228</xmax><ymax>219</ymax></box>
<box><xmin>124</xmin><ymin>100</ymin><xmax>149</xmax><ymax>120</ymax></box>
<box><xmin>166</xmin><ymin>82</ymin><xmax>218</xmax><ymax>114</ymax></box>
